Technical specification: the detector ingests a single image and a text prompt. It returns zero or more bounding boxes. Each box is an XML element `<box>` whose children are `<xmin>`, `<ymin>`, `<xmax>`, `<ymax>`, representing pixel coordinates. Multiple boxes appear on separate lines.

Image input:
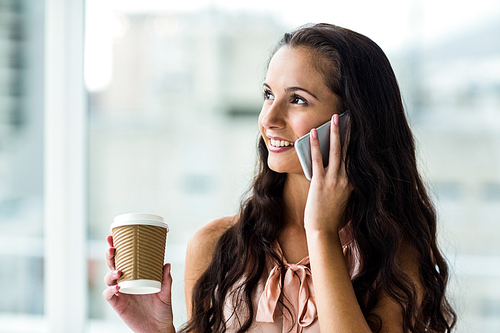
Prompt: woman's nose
<box><xmin>260</xmin><ymin>102</ymin><xmax>286</xmax><ymax>130</ymax></box>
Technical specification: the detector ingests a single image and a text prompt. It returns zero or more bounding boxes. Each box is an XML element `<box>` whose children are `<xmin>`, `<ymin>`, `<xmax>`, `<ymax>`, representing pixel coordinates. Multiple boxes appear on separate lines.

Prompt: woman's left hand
<box><xmin>304</xmin><ymin>113</ymin><xmax>353</xmax><ymax>234</ymax></box>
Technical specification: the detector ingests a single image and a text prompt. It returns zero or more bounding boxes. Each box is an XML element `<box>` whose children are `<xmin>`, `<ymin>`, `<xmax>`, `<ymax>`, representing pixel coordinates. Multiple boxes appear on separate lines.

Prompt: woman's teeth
<box><xmin>270</xmin><ymin>138</ymin><xmax>293</xmax><ymax>147</ymax></box>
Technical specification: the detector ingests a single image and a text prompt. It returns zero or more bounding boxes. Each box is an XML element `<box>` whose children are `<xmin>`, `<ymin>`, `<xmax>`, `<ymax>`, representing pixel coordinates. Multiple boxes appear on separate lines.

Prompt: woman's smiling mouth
<box><xmin>270</xmin><ymin>138</ymin><xmax>294</xmax><ymax>147</ymax></box>
<box><xmin>267</xmin><ymin>137</ymin><xmax>295</xmax><ymax>153</ymax></box>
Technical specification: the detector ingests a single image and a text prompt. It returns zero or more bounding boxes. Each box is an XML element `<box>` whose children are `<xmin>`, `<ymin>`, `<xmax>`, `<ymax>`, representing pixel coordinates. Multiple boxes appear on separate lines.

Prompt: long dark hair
<box><xmin>181</xmin><ymin>23</ymin><xmax>456</xmax><ymax>333</ymax></box>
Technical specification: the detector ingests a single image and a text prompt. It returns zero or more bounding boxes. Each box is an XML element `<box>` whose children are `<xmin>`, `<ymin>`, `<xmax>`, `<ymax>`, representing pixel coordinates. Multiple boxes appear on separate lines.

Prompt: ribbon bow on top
<box><xmin>256</xmin><ymin>256</ymin><xmax>317</xmax><ymax>332</ymax></box>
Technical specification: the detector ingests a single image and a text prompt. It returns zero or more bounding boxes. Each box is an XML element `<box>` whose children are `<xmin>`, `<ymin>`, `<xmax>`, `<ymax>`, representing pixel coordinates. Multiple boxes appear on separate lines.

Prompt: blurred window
<box><xmin>0</xmin><ymin>0</ymin><xmax>44</xmax><ymax>321</ymax></box>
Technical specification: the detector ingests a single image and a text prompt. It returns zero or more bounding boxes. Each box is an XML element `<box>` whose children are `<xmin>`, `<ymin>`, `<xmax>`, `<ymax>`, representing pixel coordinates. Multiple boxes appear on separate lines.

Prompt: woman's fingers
<box><xmin>106</xmin><ymin>236</ymin><xmax>116</xmax><ymax>270</ymax></box>
<box><xmin>103</xmin><ymin>235</ymin><xmax>120</xmax><ymax>303</ymax></box>
<box><xmin>309</xmin><ymin>128</ymin><xmax>326</xmax><ymax>179</ymax></box>
<box><xmin>105</xmin><ymin>247</ymin><xmax>116</xmax><ymax>270</ymax></box>
<box><xmin>104</xmin><ymin>269</ymin><xmax>121</xmax><ymax>286</ymax></box>
<box><xmin>328</xmin><ymin>113</ymin><xmax>342</xmax><ymax>175</ymax></box>
<box><xmin>107</xmin><ymin>235</ymin><xmax>114</xmax><ymax>247</ymax></box>
<box><xmin>102</xmin><ymin>284</ymin><xmax>121</xmax><ymax>302</ymax></box>
<box><xmin>158</xmin><ymin>263</ymin><xmax>173</xmax><ymax>304</ymax></box>
<box><xmin>103</xmin><ymin>269</ymin><xmax>122</xmax><ymax>307</ymax></box>
<box><xmin>310</xmin><ymin>114</ymin><xmax>343</xmax><ymax>180</ymax></box>
<box><xmin>162</xmin><ymin>263</ymin><xmax>172</xmax><ymax>288</ymax></box>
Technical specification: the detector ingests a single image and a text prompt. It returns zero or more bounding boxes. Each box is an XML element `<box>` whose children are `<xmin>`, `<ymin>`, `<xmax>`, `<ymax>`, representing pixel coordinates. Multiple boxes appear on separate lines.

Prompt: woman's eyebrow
<box><xmin>262</xmin><ymin>83</ymin><xmax>320</xmax><ymax>101</ymax></box>
<box><xmin>286</xmin><ymin>87</ymin><xmax>319</xmax><ymax>101</ymax></box>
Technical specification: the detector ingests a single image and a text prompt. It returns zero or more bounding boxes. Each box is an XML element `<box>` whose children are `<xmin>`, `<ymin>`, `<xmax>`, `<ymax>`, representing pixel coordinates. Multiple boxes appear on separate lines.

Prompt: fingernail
<box><xmin>333</xmin><ymin>114</ymin><xmax>339</xmax><ymax>126</ymax></box>
<box><xmin>311</xmin><ymin>129</ymin><xmax>318</xmax><ymax>139</ymax></box>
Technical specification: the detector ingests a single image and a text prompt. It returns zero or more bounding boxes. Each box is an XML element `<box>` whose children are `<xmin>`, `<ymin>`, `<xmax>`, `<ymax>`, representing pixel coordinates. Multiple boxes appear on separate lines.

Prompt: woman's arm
<box><xmin>307</xmin><ymin>231</ymin><xmax>421</xmax><ymax>332</ymax></box>
<box><xmin>306</xmin><ymin>230</ymin><xmax>371</xmax><ymax>332</ymax></box>
<box><xmin>304</xmin><ymin>114</ymin><xmax>421</xmax><ymax>332</ymax></box>
<box><xmin>304</xmin><ymin>113</ymin><xmax>369</xmax><ymax>332</ymax></box>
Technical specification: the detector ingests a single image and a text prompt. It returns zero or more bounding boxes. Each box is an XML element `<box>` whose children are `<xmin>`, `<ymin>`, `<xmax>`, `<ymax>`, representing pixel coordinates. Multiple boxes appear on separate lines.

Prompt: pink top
<box><xmin>223</xmin><ymin>223</ymin><xmax>360</xmax><ymax>333</ymax></box>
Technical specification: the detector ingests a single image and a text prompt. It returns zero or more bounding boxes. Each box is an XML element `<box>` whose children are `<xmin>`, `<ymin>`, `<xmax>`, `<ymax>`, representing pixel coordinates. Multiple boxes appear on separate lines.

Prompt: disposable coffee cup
<box><xmin>110</xmin><ymin>213</ymin><xmax>169</xmax><ymax>294</ymax></box>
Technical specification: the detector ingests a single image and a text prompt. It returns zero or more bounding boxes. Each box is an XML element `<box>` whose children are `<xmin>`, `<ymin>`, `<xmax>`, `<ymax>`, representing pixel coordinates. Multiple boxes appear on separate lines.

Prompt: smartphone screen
<box><xmin>294</xmin><ymin>111</ymin><xmax>348</xmax><ymax>180</ymax></box>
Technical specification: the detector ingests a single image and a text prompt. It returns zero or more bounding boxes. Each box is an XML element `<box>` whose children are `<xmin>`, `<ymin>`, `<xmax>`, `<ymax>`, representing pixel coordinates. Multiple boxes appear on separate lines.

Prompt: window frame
<box><xmin>43</xmin><ymin>0</ymin><xmax>88</xmax><ymax>332</ymax></box>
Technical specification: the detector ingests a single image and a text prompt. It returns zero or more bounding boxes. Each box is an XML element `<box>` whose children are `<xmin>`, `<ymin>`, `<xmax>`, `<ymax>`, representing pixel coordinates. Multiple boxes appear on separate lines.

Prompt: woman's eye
<box><xmin>263</xmin><ymin>90</ymin><xmax>274</xmax><ymax>100</ymax></box>
<box><xmin>292</xmin><ymin>94</ymin><xmax>307</xmax><ymax>105</ymax></box>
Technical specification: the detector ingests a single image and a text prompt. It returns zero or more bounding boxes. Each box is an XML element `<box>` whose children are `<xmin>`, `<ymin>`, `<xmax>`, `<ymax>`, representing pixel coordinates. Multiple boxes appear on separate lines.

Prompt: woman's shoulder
<box><xmin>186</xmin><ymin>214</ymin><xmax>239</xmax><ymax>269</ymax></box>
<box><xmin>189</xmin><ymin>215</ymin><xmax>238</xmax><ymax>248</ymax></box>
<box><xmin>184</xmin><ymin>214</ymin><xmax>239</xmax><ymax>316</ymax></box>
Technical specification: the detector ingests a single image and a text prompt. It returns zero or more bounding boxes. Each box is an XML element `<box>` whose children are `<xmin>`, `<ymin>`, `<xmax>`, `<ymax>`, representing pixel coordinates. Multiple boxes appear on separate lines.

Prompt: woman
<box><xmin>103</xmin><ymin>23</ymin><xmax>457</xmax><ymax>332</ymax></box>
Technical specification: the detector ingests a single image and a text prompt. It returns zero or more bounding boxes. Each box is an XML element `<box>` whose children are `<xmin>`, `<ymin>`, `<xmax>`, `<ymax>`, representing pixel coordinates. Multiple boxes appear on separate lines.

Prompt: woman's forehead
<box><xmin>265</xmin><ymin>46</ymin><xmax>332</xmax><ymax>95</ymax></box>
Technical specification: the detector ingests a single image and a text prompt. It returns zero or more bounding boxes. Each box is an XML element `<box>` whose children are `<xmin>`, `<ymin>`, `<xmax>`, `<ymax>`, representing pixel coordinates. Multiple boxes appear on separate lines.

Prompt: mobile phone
<box><xmin>294</xmin><ymin>111</ymin><xmax>348</xmax><ymax>181</ymax></box>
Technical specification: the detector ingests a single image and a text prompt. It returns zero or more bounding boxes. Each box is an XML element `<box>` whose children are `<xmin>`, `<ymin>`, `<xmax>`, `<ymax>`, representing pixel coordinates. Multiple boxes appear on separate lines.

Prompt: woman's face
<box><xmin>259</xmin><ymin>46</ymin><xmax>341</xmax><ymax>176</ymax></box>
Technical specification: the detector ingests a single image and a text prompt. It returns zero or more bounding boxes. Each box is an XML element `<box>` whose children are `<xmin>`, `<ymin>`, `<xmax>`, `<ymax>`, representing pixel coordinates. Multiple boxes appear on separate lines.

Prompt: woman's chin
<box><xmin>267</xmin><ymin>161</ymin><xmax>303</xmax><ymax>176</ymax></box>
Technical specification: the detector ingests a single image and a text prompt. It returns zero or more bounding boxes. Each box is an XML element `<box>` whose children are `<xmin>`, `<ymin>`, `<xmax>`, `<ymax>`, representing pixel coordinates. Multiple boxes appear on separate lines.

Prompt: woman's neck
<box><xmin>282</xmin><ymin>173</ymin><xmax>311</xmax><ymax>228</ymax></box>
<box><xmin>276</xmin><ymin>173</ymin><xmax>312</xmax><ymax>263</ymax></box>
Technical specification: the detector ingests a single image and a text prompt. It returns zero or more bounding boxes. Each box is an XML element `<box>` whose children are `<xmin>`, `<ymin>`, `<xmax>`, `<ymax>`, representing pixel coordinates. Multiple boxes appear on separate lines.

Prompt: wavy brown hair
<box><xmin>180</xmin><ymin>23</ymin><xmax>456</xmax><ymax>333</ymax></box>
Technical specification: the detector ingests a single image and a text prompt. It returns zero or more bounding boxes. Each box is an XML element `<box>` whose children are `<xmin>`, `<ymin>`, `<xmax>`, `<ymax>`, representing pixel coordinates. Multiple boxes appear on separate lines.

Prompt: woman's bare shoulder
<box><xmin>184</xmin><ymin>215</ymin><xmax>239</xmax><ymax>314</ymax></box>
<box><xmin>185</xmin><ymin>215</ymin><xmax>239</xmax><ymax>274</ymax></box>
<box><xmin>188</xmin><ymin>215</ymin><xmax>238</xmax><ymax>254</ymax></box>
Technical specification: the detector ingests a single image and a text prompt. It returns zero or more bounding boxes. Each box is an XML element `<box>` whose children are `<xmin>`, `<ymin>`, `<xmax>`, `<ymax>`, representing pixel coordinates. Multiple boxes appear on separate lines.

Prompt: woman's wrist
<box><xmin>304</xmin><ymin>216</ymin><xmax>343</xmax><ymax>236</ymax></box>
<box><xmin>305</xmin><ymin>226</ymin><xmax>342</xmax><ymax>245</ymax></box>
<box><xmin>164</xmin><ymin>325</ymin><xmax>176</xmax><ymax>333</ymax></box>
<box><xmin>153</xmin><ymin>324</ymin><xmax>175</xmax><ymax>333</ymax></box>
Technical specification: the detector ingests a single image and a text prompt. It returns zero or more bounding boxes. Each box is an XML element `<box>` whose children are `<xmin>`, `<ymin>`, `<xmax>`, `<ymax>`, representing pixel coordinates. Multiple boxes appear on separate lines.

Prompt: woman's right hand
<box><xmin>103</xmin><ymin>235</ymin><xmax>176</xmax><ymax>333</ymax></box>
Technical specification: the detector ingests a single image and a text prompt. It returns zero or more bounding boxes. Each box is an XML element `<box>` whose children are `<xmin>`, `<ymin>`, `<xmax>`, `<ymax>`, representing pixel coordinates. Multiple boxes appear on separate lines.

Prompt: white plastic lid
<box><xmin>118</xmin><ymin>279</ymin><xmax>161</xmax><ymax>294</ymax></box>
<box><xmin>110</xmin><ymin>213</ymin><xmax>169</xmax><ymax>232</ymax></box>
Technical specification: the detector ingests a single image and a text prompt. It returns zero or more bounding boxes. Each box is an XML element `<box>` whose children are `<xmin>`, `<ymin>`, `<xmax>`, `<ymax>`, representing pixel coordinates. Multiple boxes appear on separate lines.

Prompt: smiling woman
<box><xmin>259</xmin><ymin>46</ymin><xmax>342</xmax><ymax>176</ymax></box>
<box><xmin>103</xmin><ymin>23</ymin><xmax>457</xmax><ymax>333</ymax></box>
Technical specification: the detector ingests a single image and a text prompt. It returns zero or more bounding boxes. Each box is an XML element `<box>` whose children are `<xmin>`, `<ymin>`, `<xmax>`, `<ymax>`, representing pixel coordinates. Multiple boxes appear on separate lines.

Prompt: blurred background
<box><xmin>0</xmin><ymin>0</ymin><xmax>499</xmax><ymax>331</ymax></box>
